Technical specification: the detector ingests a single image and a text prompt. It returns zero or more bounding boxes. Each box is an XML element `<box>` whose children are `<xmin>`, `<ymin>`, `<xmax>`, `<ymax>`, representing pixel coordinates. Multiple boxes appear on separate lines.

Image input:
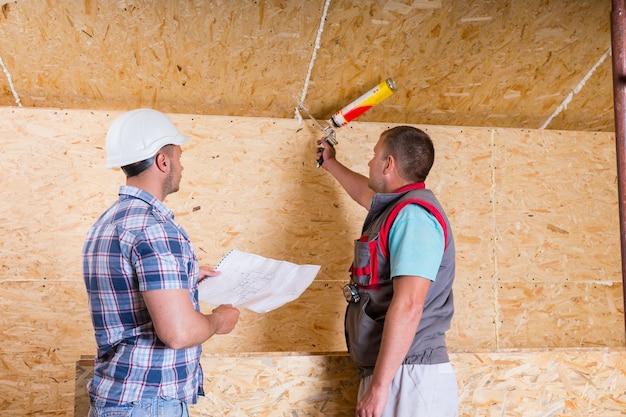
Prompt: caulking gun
<box><xmin>299</xmin><ymin>78</ymin><xmax>398</xmax><ymax>167</ymax></box>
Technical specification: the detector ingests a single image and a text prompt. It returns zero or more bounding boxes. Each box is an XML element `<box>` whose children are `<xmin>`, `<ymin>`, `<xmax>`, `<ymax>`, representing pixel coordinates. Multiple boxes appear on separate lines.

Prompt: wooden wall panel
<box><xmin>494</xmin><ymin>129</ymin><xmax>620</xmax><ymax>285</ymax></box>
<box><xmin>74</xmin><ymin>349</ymin><xmax>626</xmax><ymax>416</ymax></box>
<box><xmin>454</xmin><ymin>348</ymin><xmax>626</xmax><ymax>416</ymax></box>
<box><xmin>423</xmin><ymin>126</ymin><xmax>495</xmax><ymax>284</ymax></box>
<box><xmin>0</xmin><ymin>107</ymin><xmax>623</xmax><ymax>414</ymax></box>
<box><xmin>451</xmin><ymin>282</ymin><xmax>498</xmax><ymax>350</ymax></box>
<box><xmin>0</xmin><ymin>281</ymin><xmax>94</xmax><ymax>416</ymax></box>
<box><xmin>498</xmin><ymin>282</ymin><xmax>625</xmax><ymax>348</ymax></box>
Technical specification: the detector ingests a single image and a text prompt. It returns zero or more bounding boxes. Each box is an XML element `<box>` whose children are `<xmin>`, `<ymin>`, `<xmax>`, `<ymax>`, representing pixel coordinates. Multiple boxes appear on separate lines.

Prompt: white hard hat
<box><xmin>105</xmin><ymin>108</ymin><xmax>190</xmax><ymax>168</ymax></box>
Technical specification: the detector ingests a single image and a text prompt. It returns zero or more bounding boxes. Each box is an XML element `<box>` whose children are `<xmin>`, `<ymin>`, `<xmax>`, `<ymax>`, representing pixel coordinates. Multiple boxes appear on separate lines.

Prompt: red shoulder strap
<box><xmin>378</xmin><ymin>199</ymin><xmax>448</xmax><ymax>260</ymax></box>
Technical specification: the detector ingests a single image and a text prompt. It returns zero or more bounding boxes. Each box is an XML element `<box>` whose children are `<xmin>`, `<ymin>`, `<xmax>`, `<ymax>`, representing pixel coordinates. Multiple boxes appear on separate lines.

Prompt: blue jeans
<box><xmin>88</xmin><ymin>397</ymin><xmax>189</xmax><ymax>417</ymax></box>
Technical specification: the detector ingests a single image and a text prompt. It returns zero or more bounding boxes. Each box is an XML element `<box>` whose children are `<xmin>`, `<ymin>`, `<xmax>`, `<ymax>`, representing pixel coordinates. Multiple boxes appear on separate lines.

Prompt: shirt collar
<box><xmin>369</xmin><ymin>182</ymin><xmax>427</xmax><ymax>211</ymax></box>
<box><xmin>118</xmin><ymin>185</ymin><xmax>175</xmax><ymax>219</ymax></box>
<box><xmin>394</xmin><ymin>182</ymin><xmax>426</xmax><ymax>193</ymax></box>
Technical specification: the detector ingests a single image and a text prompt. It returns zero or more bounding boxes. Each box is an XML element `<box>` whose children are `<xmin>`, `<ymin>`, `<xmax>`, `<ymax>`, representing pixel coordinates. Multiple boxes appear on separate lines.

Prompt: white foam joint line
<box><xmin>294</xmin><ymin>0</ymin><xmax>332</xmax><ymax>124</ymax></box>
<box><xmin>540</xmin><ymin>47</ymin><xmax>611</xmax><ymax>130</ymax></box>
<box><xmin>489</xmin><ymin>128</ymin><xmax>502</xmax><ymax>348</ymax></box>
<box><xmin>0</xmin><ymin>54</ymin><xmax>22</xmax><ymax>107</ymax></box>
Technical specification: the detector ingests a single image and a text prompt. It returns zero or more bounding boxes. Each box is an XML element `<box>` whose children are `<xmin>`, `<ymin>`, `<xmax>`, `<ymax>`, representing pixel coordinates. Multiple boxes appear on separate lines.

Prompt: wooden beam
<box><xmin>611</xmin><ymin>0</ymin><xmax>626</xmax><ymax>342</ymax></box>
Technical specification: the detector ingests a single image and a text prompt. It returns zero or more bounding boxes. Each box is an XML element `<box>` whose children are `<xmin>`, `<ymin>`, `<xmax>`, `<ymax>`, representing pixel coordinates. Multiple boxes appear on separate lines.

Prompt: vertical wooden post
<box><xmin>611</xmin><ymin>0</ymin><xmax>626</xmax><ymax>340</ymax></box>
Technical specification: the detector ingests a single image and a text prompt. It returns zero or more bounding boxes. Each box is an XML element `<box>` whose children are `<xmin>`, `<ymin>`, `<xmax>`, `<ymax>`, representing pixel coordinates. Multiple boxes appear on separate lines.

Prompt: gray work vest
<box><xmin>345</xmin><ymin>182</ymin><xmax>455</xmax><ymax>377</ymax></box>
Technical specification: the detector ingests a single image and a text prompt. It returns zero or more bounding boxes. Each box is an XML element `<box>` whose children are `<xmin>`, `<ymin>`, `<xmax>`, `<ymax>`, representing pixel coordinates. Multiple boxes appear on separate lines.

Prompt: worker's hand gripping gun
<box><xmin>299</xmin><ymin>78</ymin><xmax>398</xmax><ymax>167</ymax></box>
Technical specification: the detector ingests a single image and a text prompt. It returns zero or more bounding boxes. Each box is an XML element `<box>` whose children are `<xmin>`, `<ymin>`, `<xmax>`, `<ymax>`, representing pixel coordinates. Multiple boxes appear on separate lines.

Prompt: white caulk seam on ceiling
<box><xmin>0</xmin><ymin>55</ymin><xmax>22</xmax><ymax>107</ymax></box>
<box><xmin>541</xmin><ymin>46</ymin><xmax>611</xmax><ymax>130</ymax></box>
<box><xmin>294</xmin><ymin>0</ymin><xmax>332</xmax><ymax>124</ymax></box>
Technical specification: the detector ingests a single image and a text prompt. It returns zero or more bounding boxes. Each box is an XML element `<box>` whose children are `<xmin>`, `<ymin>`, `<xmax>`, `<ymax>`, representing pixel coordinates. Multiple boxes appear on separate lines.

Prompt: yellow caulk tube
<box><xmin>329</xmin><ymin>78</ymin><xmax>398</xmax><ymax>127</ymax></box>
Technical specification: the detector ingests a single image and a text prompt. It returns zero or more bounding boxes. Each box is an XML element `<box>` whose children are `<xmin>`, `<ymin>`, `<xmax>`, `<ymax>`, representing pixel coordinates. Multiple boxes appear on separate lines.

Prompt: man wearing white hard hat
<box><xmin>82</xmin><ymin>109</ymin><xmax>240</xmax><ymax>416</ymax></box>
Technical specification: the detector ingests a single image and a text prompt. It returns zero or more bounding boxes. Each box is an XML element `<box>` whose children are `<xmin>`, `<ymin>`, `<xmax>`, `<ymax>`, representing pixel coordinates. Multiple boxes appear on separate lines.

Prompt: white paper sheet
<box><xmin>197</xmin><ymin>249</ymin><xmax>320</xmax><ymax>313</ymax></box>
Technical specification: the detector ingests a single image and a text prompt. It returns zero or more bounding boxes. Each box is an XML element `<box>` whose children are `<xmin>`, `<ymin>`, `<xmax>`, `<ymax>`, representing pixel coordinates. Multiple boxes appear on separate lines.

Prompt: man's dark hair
<box><xmin>382</xmin><ymin>126</ymin><xmax>435</xmax><ymax>182</ymax></box>
<box><xmin>121</xmin><ymin>145</ymin><xmax>174</xmax><ymax>177</ymax></box>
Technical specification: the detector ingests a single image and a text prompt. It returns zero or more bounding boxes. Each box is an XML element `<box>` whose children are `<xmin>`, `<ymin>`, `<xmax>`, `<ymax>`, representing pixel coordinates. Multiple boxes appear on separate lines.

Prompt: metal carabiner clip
<box><xmin>343</xmin><ymin>284</ymin><xmax>360</xmax><ymax>303</ymax></box>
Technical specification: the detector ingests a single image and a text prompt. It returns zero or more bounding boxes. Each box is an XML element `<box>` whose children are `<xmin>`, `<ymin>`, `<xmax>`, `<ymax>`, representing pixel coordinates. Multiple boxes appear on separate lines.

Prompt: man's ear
<box><xmin>383</xmin><ymin>154</ymin><xmax>395</xmax><ymax>175</ymax></box>
<box><xmin>154</xmin><ymin>151</ymin><xmax>169</xmax><ymax>173</ymax></box>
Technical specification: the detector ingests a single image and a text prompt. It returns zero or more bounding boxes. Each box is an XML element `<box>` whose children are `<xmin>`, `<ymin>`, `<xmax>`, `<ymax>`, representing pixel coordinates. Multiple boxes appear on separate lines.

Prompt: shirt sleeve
<box><xmin>132</xmin><ymin>223</ymin><xmax>190</xmax><ymax>292</ymax></box>
<box><xmin>388</xmin><ymin>204</ymin><xmax>445</xmax><ymax>281</ymax></box>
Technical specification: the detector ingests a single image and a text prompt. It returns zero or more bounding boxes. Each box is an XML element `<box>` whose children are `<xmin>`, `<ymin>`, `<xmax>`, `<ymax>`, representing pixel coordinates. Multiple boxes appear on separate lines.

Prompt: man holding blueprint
<box><xmin>83</xmin><ymin>109</ymin><xmax>240</xmax><ymax>417</ymax></box>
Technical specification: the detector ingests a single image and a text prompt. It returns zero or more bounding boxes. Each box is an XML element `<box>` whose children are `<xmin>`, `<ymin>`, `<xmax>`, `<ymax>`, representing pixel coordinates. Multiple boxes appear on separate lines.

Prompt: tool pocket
<box><xmin>345</xmin><ymin>292</ymin><xmax>383</xmax><ymax>369</ymax></box>
<box><xmin>349</xmin><ymin>234</ymin><xmax>380</xmax><ymax>287</ymax></box>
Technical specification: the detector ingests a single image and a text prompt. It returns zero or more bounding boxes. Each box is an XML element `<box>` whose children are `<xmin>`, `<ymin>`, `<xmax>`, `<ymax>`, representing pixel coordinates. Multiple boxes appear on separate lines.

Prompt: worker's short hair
<box><xmin>381</xmin><ymin>126</ymin><xmax>435</xmax><ymax>183</ymax></box>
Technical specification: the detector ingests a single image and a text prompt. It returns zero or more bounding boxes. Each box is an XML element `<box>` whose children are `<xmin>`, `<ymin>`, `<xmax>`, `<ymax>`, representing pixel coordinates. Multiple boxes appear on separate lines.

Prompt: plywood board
<box><xmin>498</xmin><ymin>282</ymin><xmax>625</xmax><ymax>348</ymax></box>
<box><xmin>0</xmin><ymin>281</ymin><xmax>94</xmax><ymax>416</ymax></box>
<box><xmin>0</xmin><ymin>1</ymin><xmax>615</xmax><ymax>131</ymax></box>
<box><xmin>75</xmin><ymin>349</ymin><xmax>626</xmax><ymax>417</ymax></box>
<box><xmin>494</xmin><ymin>129</ymin><xmax>620</xmax><ymax>284</ymax></box>
<box><xmin>0</xmin><ymin>107</ymin><xmax>623</xmax><ymax>415</ymax></box>
<box><xmin>425</xmin><ymin>126</ymin><xmax>495</xmax><ymax>284</ymax></box>
<box><xmin>455</xmin><ymin>348</ymin><xmax>626</xmax><ymax>416</ymax></box>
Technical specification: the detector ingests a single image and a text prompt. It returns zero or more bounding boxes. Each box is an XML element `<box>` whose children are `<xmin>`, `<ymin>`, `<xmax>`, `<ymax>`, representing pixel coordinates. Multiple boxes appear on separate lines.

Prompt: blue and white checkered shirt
<box><xmin>82</xmin><ymin>185</ymin><xmax>204</xmax><ymax>407</ymax></box>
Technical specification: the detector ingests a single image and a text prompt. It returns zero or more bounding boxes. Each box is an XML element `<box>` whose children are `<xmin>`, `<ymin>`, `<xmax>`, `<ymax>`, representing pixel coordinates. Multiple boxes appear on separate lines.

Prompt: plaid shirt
<box><xmin>82</xmin><ymin>185</ymin><xmax>204</xmax><ymax>406</ymax></box>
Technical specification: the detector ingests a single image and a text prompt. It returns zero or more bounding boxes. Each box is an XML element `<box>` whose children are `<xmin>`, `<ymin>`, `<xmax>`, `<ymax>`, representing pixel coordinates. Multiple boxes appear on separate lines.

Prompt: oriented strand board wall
<box><xmin>0</xmin><ymin>107</ymin><xmax>623</xmax><ymax>415</ymax></box>
<box><xmin>75</xmin><ymin>349</ymin><xmax>626</xmax><ymax>416</ymax></box>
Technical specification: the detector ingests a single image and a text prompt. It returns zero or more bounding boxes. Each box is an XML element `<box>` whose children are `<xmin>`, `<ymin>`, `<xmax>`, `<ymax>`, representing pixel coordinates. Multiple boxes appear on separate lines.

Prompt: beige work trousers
<box><xmin>358</xmin><ymin>362</ymin><xmax>458</xmax><ymax>416</ymax></box>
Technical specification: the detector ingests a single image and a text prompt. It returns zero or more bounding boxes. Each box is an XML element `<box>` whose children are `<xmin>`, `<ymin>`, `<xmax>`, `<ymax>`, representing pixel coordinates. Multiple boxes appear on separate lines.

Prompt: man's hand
<box><xmin>211</xmin><ymin>304</ymin><xmax>240</xmax><ymax>334</ymax></box>
<box><xmin>199</xmin><ymin>265</ymin><xmax>220</xmax><ymax>284</ymax></box>
<box><xmin>199</xmin><ymin>265</ymin><xmax>239</xmax><ymax>335</ymax></box>
<box><xmin>356</xmin><ymin>384</ymin><xmax>388</xmax><ymax>417</ymax></box>
<box><xmin>316</xmin><ymin>136</ymin><xmax>337</xmax><ymax>168</ymax></box>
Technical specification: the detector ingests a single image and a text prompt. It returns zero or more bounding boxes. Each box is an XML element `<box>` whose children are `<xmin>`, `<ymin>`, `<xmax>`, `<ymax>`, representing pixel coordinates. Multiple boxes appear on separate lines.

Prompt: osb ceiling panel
<box><xmin>0</xmin><ymin>0</ymin><xmax>615</xmax><ymax>132</ymax></box>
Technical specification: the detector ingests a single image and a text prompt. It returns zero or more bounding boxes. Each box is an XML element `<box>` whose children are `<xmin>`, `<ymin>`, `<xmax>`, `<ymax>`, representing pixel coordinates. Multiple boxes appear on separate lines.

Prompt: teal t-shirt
<box><xmin>388</xmin><ymin>204</ymin><xmax>444</xmax><ymax>281</ymax></box>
